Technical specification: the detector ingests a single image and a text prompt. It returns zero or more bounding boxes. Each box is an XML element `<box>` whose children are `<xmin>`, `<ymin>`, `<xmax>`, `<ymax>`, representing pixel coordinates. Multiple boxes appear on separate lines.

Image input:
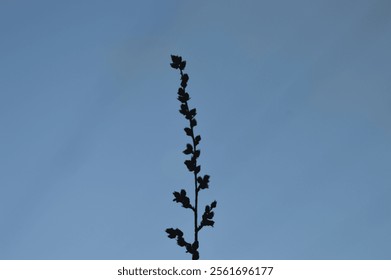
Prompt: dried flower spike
<box><xmin>166</xmin><ymin>55</ymin><xmax>217</xmax><ymax>260</ymax></box>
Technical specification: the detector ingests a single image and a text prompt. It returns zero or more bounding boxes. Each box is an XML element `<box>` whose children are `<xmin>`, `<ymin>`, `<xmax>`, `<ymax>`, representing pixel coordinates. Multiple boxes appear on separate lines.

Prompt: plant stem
<box><xmin>166</xmin><ymin>55</ymin><xmax>216</xmax><ymax>260</ymax></box>
<box><xmin>180</xmin><ymin>69</ymin><xmax>199</xmax><ymax>244</ymax></box>
<box><xmin>194</xmin><ymin>141</ymin><xmax>199</xmax><ymax>244</ymax></box>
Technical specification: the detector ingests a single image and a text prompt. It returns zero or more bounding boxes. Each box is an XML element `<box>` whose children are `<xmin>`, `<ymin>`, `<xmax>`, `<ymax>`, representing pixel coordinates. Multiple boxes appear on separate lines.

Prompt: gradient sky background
<box><xmin>1</xmin><ymin>0</ymin><xmax>390</xmax><ymax>260</ymax></box>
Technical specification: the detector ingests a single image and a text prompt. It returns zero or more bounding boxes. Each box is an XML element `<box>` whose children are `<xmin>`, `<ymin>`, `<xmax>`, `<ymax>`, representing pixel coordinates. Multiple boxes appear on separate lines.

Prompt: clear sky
<box><xmin>1</xmin><ymin>0</ymin><xmax>390</xmax><ymax>260</ymax></box>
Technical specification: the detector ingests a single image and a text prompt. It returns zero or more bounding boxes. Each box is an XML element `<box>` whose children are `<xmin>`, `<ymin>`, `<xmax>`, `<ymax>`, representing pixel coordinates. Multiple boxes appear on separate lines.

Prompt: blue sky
<box><xmin>1</xmin><ymin>0</ymin><xmax>390</xmax><ymax>259</ymax></box>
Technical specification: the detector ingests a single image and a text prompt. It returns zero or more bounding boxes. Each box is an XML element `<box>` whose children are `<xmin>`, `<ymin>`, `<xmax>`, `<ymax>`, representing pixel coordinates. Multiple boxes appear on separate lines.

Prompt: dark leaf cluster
<box><xmin>184</xmin><ymin>157</ymin><xmax>200</xmax><ymax>174</ymax></box>
<box><xmin>177</xmin><ymin>88</ymin><xmax>190</xmax><ymax>103</ymax></box>
<box><xmin>173</xmin><ymin>189</ymin><xmax>193</xmax><ymax>210</ymax></box>
<box><xmin>186</xmin><ymin>241</ymin><xmax>199</xmax><ymax>260</ymax></box>
<box><xmin>199</xmin><ymin>201</ymin><xmax>217</xmax><ymax>230</ymax></box>
<box><xmin>165</xmin><ymin>228</ymin><xmax>183</xmax><ymax>239</ymax></box>
<box><xmin>170</xmin><ymin>55</ymin><xmax>186</xmax><ymax>71</ymax></box>
<box><xmin>183</xmin><ymin>143</ymin><xmax>193</xmax><ymax>155</ymax></box>
<box><xmin>184</xmin><ymin>127</ymin><xmax>193</xmax><ymax>137</ymax></box>
<box><xmin>178</xmin><ymin>101</ymin><xmax>197</xmax><ymax>122</ymax></box>
<box><xmin>197</xmin><ymin>175</ymin><xmax>210</xmax><ymax>190</ymax></box>
<box><xmin>165</xmin><ymin>228</ymin><xmax>199</xmax><ymax>260</ymax></box>
<box><xmin>181</xmin><ymin>74</ymin><xmax>189</xmax><ymax>88</ymax></box>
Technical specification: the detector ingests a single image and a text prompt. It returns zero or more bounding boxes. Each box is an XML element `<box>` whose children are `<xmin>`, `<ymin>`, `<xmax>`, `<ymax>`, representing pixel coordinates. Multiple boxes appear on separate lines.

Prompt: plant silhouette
<box><xmin>166</xmin><ymin>55</ymin><xmax>217</xmax><ymax>260</ymax></box>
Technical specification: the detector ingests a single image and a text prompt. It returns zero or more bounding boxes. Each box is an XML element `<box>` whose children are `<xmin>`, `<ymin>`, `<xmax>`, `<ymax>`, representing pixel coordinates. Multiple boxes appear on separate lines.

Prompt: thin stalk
<box><xmin>180</xmin><ymin>68</ymin><xmax>199</xmax><ymax>244</ymax></box>
<box><xmin>166</xmin><ymin>55</ymin><xmax>216</xmax><ymax>260</ymax></box>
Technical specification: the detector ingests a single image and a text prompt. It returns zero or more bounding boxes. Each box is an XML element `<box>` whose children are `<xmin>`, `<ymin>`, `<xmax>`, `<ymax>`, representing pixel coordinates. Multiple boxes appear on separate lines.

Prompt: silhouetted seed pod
<box><xmin>179</xmin><ymin>61</ymin><xmax>186</xmax><ymax>70</ymax></box>
<box><xmin>189</xmin><ymin>108</ymin><xmax>196</xmax><ymax>117</ymax></box>
<box><xmin>184</xmin><ymin>160</ymin><xmax>195</xmax><ymax>172</ymax></box>
<box><xmin>195</xmin><ymin>165</ymin><xmax>201</xmax><ymax>174</ymax></box>
<box><xmin>181</xmin><ymin>74</ymin><xmax>189</xmax><ymax>83</ymax></box>
<box><xmin>165</xmin><ymin>228</ymin><xmax>177</xmax><ymax>239</ymax></box>
<box><xmin>177</xmin><ymin>236</ymin><xmax>187</xmax><ymax>247</ymax></box>
<box><xmin>178</xmin><ymin>95</ymin><xmax>188</xmax><ymax>103</ymax></box>
<box><xmin>170</xmin><ymin>62</ymin><xmax>179</xmax><ymax>69</ymax></box>
<box><xmin>190</xmin><ymin>118</ymin><xmax>197</xmax><ymax>127</ymax></box>
<box><xmin>170</xmin><ymin>55</ymin><xmax>182</xmax><ymax>68</ymax></box>
<box><xmin>178</xmin><ymin>88</ymin><xmax>185</xmax><ymax>96</ymax></box>
<box><xmin>183</xmin><ymin>144</ymin><xmax>193</xmax><ymax>155</ymax></box>
<box><xmin>184</xmin><ymin>127</ymin><xmax>192</xmax><ymax>136</ymax></box>
<box><xmin>179</xmin><ymin>104</ymin><xmax>188</xmax><ymax>115</ymax></box>
<box><xmin>175</xmin><ymin>228</ymin><xmax>184</xmax><ymax>237</ymax></box>
<box><xmin>194</xmin><ymin>150</ymin><xmax>200</xmax><ymax>158</ymax></box>
<box><xmin>202</xmin><ymin>219</ymin><xmax>214</xmax><ymax>227</ymax></box>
